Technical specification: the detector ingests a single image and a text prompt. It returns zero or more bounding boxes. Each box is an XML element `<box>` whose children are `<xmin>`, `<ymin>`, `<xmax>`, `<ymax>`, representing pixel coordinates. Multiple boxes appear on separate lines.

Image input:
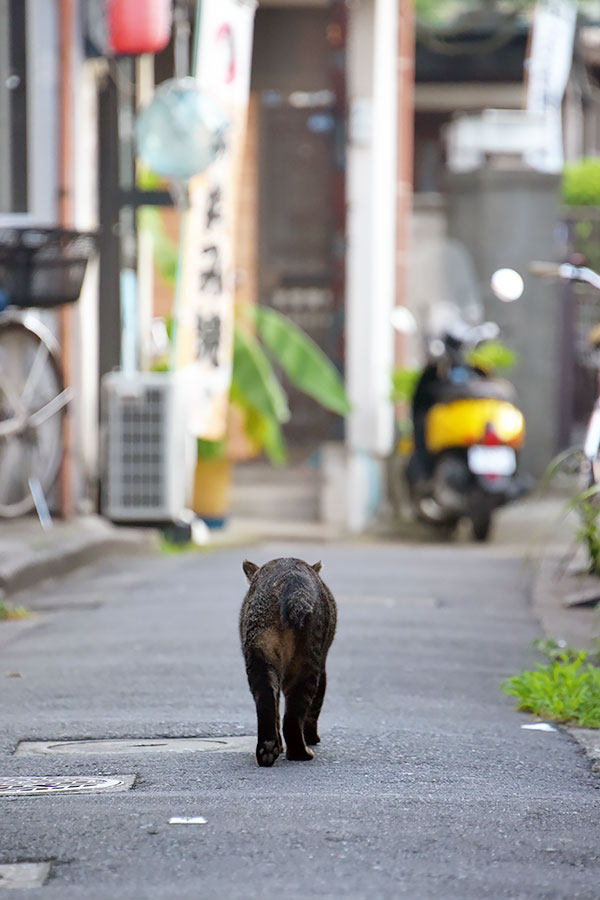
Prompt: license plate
<box><xmin>467</xmin><ymin>445</ymin><xmax>516</xmax><ymax>476</ymax></box>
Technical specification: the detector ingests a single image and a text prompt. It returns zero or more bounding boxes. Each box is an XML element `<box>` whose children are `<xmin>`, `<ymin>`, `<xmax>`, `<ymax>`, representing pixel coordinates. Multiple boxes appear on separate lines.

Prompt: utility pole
<box><xmin>58</xmin><ymin>0</ymin><xmax>75</xmax><ymax>517</ymax></box>
<box><xmin>345</xmin><ymin>0</ymin><xmax>415</xmax><ymax>533</ymax></box>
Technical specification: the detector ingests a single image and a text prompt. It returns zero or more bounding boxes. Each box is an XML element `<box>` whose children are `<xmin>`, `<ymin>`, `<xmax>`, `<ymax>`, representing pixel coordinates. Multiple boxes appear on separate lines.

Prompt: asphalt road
<box><xmin>1</xmin><ymin>540</ymin><xmax>599</xmax><ymax>899</ymax></box>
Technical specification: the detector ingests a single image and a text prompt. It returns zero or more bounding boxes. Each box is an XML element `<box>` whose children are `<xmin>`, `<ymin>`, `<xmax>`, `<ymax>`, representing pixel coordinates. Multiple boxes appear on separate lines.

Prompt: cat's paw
<box><xmin>277</xmin><ymin>732</ymin><xmax>284</xmax><ymax>753</ymax></box>
<box><xmin>256</xmin><ymin>739</ymin><xmax>280</xmax><ymax>767</ymax></box>
<box><xmin>304</xmin><ymin>727</ymin><xmax>320</xmax><ymax>746</ymax></box>
<box><xmin>286</xmin><ymin>744</ymin><xmax>315</xmax><ymax>762</ymax></box>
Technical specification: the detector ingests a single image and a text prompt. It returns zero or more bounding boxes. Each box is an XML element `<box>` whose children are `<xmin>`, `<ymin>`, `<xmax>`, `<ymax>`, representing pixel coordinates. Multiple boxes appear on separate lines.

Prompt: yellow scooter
<box><xmin>395</xmin><ymin>274</ymin><xmax>528</xmax><ymax>540</ymax></box>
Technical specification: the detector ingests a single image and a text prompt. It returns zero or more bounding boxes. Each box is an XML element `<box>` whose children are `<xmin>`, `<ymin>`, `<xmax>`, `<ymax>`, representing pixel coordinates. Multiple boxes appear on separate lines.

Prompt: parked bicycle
<box><xmin>0</xmin><ymin>228</ymin><xmax>95</xmax><ymax>518</ymax></box>
<box><xmin>494</xmin><ymin>260</ymin><xmax>600</xmax><ymax>492</ymax></box>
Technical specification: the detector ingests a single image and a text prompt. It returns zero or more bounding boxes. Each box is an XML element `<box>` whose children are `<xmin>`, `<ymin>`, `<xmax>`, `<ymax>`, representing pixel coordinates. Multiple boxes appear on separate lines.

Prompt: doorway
<box><xmin>251</xmin><ymin>4</ymin><xmax>347</xmax><ymax>450</ymax></box>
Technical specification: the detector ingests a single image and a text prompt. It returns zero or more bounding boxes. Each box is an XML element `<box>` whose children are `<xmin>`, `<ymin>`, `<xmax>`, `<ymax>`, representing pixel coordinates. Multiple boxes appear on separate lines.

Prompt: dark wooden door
<box><xmin>252</xmin><ymin>5</ymin><xmax>346</xmax><ymax>450</ymax></box>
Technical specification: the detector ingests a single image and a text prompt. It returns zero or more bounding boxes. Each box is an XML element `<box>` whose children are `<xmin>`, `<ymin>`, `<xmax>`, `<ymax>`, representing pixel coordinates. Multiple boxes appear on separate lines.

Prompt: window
<box><xmin>0</xmin><ymin>0</ymin><xmax>28</xmax><ymax>213</ymax></box>
<box><xmin>0</xmin><ymin>0</ymin><xmax>57</xmax><ymax>224</ymax></box>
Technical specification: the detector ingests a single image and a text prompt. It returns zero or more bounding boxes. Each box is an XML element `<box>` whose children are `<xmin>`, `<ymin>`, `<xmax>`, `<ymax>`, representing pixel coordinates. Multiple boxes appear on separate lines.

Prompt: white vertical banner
<box><xmin>525</xmin><ymin>0</ymin><xmax>576</xmax><ymax>172</ymax></box>
<box><xmin>175</xmin><ymin>0</ymin><xmax>256</xmax><ymax>438</ymax></box>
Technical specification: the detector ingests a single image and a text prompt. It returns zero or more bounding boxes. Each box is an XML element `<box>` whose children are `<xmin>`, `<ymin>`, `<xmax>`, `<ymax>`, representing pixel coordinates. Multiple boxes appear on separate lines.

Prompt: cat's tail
<box><xmin>279</xmin><ymin>572</ymin><xmax>318</xmax><ymax>630</ymax></box>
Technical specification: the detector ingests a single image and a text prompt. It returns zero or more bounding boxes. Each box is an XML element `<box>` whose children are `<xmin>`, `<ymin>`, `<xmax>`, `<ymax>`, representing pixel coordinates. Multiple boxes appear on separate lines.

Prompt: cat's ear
<box><xmin>312</xmin><ymin>561</ymin><xmax>323</xmax><ymax>574</ymax></box>
<box><xmin>243</xmin><ymin>560</ymin><xmax>259</xmax><ymax>582</ymax></box>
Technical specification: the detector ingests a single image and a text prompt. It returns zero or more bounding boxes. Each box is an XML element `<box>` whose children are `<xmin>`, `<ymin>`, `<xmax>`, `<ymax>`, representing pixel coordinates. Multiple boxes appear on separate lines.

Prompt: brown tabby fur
<box><xmin>240</xmin><ymin>557</ymin><xmax>337</xmax><ymax>767</ymax></box>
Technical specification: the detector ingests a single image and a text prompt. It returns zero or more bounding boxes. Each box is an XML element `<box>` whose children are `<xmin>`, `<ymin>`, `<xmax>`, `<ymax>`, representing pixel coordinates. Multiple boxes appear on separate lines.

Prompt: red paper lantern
<box><xmin>108</xmin><ymin>0</ymin><xmax>172</xmax><ymax>55</ymax></box>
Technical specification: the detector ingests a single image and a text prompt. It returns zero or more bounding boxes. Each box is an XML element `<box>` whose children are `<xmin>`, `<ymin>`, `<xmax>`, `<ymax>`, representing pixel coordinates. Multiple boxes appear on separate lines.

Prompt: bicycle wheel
<box><xmin>0</xmin><ymin>313</ymin><xmax>68</xmax><ymax>517</ymax></box>
<box><xmin>582</xmin><ymin>405</ymin><xmax>600</xmax><ymax>492</ymax></box>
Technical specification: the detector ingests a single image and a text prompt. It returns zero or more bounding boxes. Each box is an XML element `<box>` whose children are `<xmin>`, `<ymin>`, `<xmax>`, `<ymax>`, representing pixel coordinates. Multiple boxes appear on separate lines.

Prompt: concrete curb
<box><xmin>530</xmin><ymin>545</ymin><xmax>600</xmax><ymax>651</ymax></box>
<box><xmin>0</xmin><ymin>519</ymin><xmax>158</xmax><ymax>599</ymax></box>
<box><xmin>568</xmin><ymin>728</ymin><xmax>600</xmax><ymax>774</ymax></box>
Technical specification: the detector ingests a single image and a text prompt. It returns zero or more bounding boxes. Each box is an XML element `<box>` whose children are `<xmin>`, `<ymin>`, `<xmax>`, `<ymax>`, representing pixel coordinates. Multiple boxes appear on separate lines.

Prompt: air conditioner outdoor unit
<box><xmin>101</xmin><ymin>371</ymin><xmax>190</xmax><ymax>522</ymax></box>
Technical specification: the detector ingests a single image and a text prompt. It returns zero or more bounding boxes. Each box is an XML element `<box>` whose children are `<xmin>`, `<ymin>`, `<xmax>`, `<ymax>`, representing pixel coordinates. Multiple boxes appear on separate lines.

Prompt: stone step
<box><xmin>230</xmin><ymin>463</ymin><xmax>320</xmax><ymax>522</ymax></box>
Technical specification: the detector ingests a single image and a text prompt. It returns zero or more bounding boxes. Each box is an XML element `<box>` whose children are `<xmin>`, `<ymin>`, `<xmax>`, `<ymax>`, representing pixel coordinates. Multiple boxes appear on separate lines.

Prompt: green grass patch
<box><xmin>0</xmin><ymin>599</ymin><xmax>31</xmax><ymax>621</ymax></box>
<box><xmin>158</xmin><ymin>535</ymin><xmax>199</xmax><ymax>555</ymax></box>
<box><xmin>502</xmin><ymin>649</ymin><xmax>600</xmax><ymax>728</ymax></box>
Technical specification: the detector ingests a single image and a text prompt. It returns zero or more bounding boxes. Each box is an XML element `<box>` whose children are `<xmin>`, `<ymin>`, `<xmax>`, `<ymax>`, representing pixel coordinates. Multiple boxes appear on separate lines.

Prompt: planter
<box><xmin>192</xmin><ymin>458</ymin><xmax>233</xmax><ymax>528</ymax></box>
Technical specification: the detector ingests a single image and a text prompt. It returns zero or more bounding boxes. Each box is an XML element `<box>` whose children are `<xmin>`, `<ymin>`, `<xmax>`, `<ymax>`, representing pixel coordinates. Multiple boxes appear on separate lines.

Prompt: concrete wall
<box><xmin>446</xmin><ymin>165</ymin><xmax>562</xmax><ymax>477</ymax></box>
<box><xmin>405</xmin><ymin>194</ymin><xmax>446</xmax><ymax>367</ymax></box>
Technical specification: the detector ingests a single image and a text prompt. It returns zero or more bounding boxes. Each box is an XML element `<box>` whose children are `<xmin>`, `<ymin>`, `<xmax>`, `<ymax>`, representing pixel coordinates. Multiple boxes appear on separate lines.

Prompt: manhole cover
<box><xmin>0</xmin><ymin>775</ymin><xmax>135</xmax><ymax>796</ymax></box>
<box><xmin>0</xmin><ymin>862</ymin><xmax>51</xmax><ymax>889</ymax></box>
<box><xmin>15</xmin><ymin>737</ymin><xmax>255</xmax><ymax>756</ymax></box>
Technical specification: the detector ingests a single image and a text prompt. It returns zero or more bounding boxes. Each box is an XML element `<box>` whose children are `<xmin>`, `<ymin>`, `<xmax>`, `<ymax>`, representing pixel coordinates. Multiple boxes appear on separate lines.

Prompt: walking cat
<box><xmin>240</xmin><ymin>557</ymin><xmax>337</xmax><ymax>767</ymax></box>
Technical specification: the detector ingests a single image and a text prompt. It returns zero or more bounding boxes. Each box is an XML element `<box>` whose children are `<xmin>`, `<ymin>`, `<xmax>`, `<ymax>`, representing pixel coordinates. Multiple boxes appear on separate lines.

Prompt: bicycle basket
<box><xmin>0</xmin><ymin>227</ymin><xmax>97</xmax><ymax>308</ymax></box>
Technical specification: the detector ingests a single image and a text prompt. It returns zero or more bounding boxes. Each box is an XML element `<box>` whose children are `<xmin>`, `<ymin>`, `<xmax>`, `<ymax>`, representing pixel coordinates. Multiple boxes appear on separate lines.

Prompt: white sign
<box><xmin>525</xmin><ymin>0</ymin><xmax>576</xmax><ymax>172</ymax></box>
<box><xmin>175</xmin><ymin>0</ymin><xmax>256</xmax><ymax>438</ymax></box>
<box><xmin>195</xmin><ymin>0</ymin><xmax>256</xmax><ymax>107</ymax></box>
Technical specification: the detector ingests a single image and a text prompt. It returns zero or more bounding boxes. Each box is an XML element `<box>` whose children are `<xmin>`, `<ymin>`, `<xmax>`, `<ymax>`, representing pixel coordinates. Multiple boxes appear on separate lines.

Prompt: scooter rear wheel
<box><xmin>471</xmin><ymin>507</ymin><xmax>492</xmax><ymax>541</ymax></box>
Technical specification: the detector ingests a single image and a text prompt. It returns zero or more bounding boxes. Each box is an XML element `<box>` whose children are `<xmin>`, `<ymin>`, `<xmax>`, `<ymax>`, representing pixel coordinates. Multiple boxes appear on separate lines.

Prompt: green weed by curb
<box><xmin>158</xmin><ymin>536</ymin><xmax>199</xmax><ymax>555</ymax></box>
<box><xmin>0</xmin><ymin>600</ymin><xmax>31</xmax><ymax>621</ymax></box>
<box><xmin>502</xmin><ymin>649</ymin><xmax>600</xmax><ymax>728</ymax></box>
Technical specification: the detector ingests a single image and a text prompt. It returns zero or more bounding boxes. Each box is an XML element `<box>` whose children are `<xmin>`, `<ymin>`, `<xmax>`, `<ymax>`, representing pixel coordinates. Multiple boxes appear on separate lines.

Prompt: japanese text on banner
<box><xmin>175</xmin><ymin>0</ymin><xmax>256</xmax><ymax>438</ymax></box>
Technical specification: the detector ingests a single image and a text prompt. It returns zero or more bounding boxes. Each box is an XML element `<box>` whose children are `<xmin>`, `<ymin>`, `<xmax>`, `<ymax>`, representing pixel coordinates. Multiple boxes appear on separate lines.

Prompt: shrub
<box><xmin>502</xmin><ymin>651</ymin><xmax>600</xmax><ymax>728</ymax></box>
<box><xmin>563</xmin><ymin>157</ymin><xmax>600</xmax><ymax>207</ymax></box>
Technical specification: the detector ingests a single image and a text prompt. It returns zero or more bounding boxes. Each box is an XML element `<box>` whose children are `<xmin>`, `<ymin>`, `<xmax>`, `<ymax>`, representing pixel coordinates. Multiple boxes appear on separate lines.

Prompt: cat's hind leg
<box><xmin>283</xmin><ymin>667</ymin><xmax>319</xmax><ymax>761</ymax></box>
<box><xmin>245</xmin><ymin>651</ymin><xmax>281</xmax><ymax>767</ymax></box>
<box><xmin>304</xmin><ymin>668</ymin><xmax>326</xmax><ymax>746</ymax></box>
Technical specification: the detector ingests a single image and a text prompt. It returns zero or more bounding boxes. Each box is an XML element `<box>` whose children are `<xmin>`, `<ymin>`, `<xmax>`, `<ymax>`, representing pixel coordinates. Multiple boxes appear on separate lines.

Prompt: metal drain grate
<box><xmin>0</xmin><ymin>775</ymin><xmax>135</xmax><ymax>796</ymax></box>
<box><xmin>0</xmin><ymin>862</ymin><xmax>51</xmax><ymax>889</ymax></box>
<box><xmin>15</xmin><ymin>737</ymin><xmax>255</xmax><ymax>756</ymax></box>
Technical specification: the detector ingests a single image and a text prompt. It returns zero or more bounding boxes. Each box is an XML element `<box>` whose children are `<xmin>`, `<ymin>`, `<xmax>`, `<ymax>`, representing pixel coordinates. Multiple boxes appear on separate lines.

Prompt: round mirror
<box><xmin>490</xmin><ymin>268</ymin><xmax>524</xmax><ymax>303</ymax></box>
<box><xmin>136</xmin><ymin>77</ymin><xmax>229</xmax><ymax>180</ymax></box>
<box><xmin>390</xmin><ymin>306</ymin><xmax>418</xmax><ymax>335</ymax></box>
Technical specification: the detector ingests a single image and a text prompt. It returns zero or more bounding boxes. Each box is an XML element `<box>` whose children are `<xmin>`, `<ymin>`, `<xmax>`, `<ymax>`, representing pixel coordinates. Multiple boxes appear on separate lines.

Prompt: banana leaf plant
<box><xmin>139</xmin><ymin>203</ymin><xmax>351</xmax><ymax>464</ymax></box>
<box><xmin>230</xmin><ymin>305</ymin><xmax>351</xmax><ymax>463</ymax></box>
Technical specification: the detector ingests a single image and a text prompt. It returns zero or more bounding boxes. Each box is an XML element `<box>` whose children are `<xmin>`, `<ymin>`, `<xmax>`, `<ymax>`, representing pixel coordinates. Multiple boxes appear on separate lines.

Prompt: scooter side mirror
<box><xmin>490</xmin><ymin>268</ymin><xmax>524</xmax><ymax>303</ymax></box>
<box><xmin>391</xmin><ymin>306</ymin><xmax>418</xmax><ymax>335</ymax></box>
<box><xmin>477</xmin><ymin>321</ymin><xmax>500</xmax><ymax>342</ymax></box>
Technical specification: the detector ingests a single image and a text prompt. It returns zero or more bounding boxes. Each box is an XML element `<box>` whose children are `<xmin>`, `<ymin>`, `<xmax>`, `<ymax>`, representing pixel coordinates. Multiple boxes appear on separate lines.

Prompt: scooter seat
<box><xmin>435</xmin><ymin>378</ymin><xmax>516</xmax><ymax>405</ymax></box>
